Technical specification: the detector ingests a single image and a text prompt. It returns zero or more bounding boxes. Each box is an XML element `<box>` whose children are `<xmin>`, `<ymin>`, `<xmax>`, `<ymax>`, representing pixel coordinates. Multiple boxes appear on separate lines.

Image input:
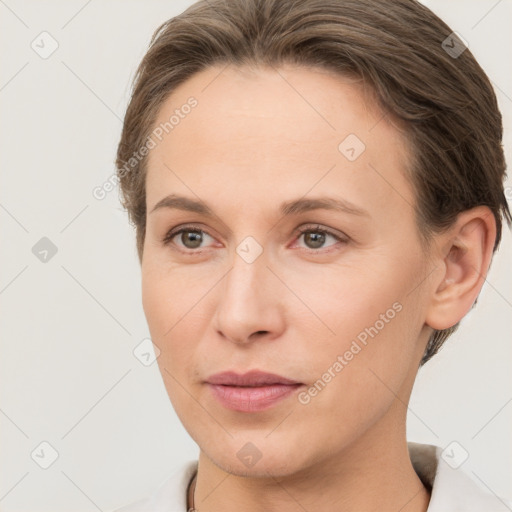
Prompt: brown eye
<box><xmin>163</xmin><ymin>226</ymin><xmax>215</xmax><ymax>252</ymax></box>
<box><xmin>302</xmin><ymin>231</ymin><xmax>327</xmax><ymax>249</ymax></box>
<box><xmin>295</xmin><ymin>225</ymin><xmax>348</xmax><ymax>252</ymax></box>
<box><xmin>179</xmin><ymin>229</ymin><xmax>204</xmax><ymax>249</ymax></box>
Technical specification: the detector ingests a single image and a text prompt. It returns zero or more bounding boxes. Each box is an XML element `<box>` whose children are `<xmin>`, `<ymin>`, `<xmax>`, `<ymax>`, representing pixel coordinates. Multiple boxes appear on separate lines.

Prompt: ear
<box><xmin>425</xmin><ymin>206</ymin><xmax>496</xmax><ymax>331</ymax></box>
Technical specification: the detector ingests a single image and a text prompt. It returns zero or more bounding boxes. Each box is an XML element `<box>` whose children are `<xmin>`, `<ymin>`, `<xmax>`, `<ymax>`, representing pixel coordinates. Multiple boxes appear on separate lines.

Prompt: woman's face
<box><xmin>142</xmin><ymin>64</ymin><xmax>435</xmax><ymax>476</ymax></box>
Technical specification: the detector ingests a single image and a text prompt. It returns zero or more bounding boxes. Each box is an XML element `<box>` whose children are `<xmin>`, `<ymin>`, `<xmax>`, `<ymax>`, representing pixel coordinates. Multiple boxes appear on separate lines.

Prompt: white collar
<box><xmin>114</xmin><ymin>442</ymin><xmax>512</xmax><ymax>511</ymax></box>
<box><xmin>407</xmin><ymin>442</ymin><xmax>511</xmax><ymax>511</ymax></box>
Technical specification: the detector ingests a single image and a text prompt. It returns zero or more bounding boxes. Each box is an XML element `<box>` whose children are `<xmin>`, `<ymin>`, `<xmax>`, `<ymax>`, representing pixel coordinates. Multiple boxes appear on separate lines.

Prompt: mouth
<box><xmin>205</xmin><ymin>370</ymin><xmax>304</xmax><ymax>412</ymax></box>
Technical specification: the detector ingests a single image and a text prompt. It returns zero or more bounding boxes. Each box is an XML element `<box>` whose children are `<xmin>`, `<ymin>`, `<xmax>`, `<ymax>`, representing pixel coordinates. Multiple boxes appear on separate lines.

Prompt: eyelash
<box><xmin>162</xmin><ymin>224</ymin><xmax>348</xmax><ymax>254</ymax></box>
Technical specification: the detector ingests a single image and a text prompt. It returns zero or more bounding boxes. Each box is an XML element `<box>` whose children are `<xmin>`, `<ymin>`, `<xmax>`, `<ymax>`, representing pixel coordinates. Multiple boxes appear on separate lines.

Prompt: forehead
<box><xmin>145</xmin><ymin>64</ymin><xmax>415</xmax><ymax>222</ymax></box>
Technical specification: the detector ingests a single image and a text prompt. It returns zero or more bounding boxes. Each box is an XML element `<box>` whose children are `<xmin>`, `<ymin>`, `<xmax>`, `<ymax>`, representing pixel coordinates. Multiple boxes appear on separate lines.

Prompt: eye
<box><xmin>294</xmin><ymin>224</ymin><xmax>348</xmax><ymax>252</ymax></box>
<box><xmin>162</xmin><ymin>225</ymin><xmax>216</xmax><ymax>252</ymax></box>
<box><xmin>162</xmin><ymin>223</ymin><xmax>348</xmax><ymax>254</ymax></box>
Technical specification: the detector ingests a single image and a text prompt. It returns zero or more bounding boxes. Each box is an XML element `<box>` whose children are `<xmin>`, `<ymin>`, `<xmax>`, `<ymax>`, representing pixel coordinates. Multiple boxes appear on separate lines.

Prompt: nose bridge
<box><xmin>223</xmin><ymin>239</ymin><xmax>268</xmax><ymax>314</ymax></box>
<box><xmin>214</xmin><ymin>237</ymin><xmax>281</xmax><ymax>343</ymax></box>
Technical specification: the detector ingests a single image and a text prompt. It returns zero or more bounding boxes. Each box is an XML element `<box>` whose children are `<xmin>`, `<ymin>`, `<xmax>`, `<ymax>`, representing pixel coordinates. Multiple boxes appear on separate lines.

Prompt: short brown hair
<box><xmin>116</xmin><ymin>0</ymin><xmax>511</xmax><ymax>365</ymax></box>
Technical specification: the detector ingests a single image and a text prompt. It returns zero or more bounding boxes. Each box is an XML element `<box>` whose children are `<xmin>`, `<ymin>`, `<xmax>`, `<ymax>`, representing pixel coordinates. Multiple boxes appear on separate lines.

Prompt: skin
<box><xmin>141</xmin><ymin>64</ymin><xmax>495</xmax><ymax>512</ymax></box>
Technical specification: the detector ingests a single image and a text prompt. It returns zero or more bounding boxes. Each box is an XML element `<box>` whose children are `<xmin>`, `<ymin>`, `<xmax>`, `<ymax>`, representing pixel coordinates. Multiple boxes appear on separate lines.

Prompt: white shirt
<box><xmin>113</xmin><ymin>442</ymin><xmax>512</xmax><ymax>511</ymax></box>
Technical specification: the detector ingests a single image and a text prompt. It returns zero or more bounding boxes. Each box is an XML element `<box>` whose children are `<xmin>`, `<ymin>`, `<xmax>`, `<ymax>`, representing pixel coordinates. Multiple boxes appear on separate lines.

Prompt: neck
<box><xmin>189</xmin><ymin>400</ymin><xmax>431</xmax><ymax>512</ymax></box>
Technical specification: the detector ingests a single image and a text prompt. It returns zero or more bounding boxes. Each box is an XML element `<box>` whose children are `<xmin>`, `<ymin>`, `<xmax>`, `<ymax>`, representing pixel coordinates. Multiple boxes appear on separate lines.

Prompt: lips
<box><xmin>206</xmin><ymin>370</ymin><xmax>301</xmax><ymax>387</ymax></box>
<box><xmin>205</xmin><ymin>370</ymin><xmax>304</xmax><ymax>412</ymax></box>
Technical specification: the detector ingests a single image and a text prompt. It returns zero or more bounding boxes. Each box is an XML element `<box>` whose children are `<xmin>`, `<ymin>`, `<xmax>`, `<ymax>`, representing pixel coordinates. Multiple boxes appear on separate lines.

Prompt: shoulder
<box><xmin>408</xmin><ymin>442</ymin><xmax>512</xmax><ymax>512</ymax></box>
<box><xmin>112</xmin><ymin>460</ymin><xmax>198</xmax><ymax>512</ymax></box>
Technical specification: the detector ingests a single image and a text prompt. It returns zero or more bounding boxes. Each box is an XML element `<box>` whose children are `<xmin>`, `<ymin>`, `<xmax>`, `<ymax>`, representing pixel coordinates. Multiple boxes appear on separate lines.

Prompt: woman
<box><xmin>113</xmin><ymin>0</ymin><xmax>511</xmax><ymax>510</ymax></box>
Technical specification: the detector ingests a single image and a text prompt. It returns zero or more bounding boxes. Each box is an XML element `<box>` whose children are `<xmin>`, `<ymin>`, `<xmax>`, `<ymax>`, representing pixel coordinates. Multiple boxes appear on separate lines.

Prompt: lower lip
<box><xmin>207</xmin><ymin>383</ymin><xmax>303</xmax><ymax>412</ymax></box>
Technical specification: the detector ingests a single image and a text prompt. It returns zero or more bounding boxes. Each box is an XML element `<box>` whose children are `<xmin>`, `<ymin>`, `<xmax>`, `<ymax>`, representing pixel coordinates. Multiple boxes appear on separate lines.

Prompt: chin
<box><xmin>202</xmin><ymin>436</ymin><xmax>314</xmax><ymax>479</ymax></box>
<box><xmin>215</xmin><ymin>455</ymin><xmax>301</xmax><ymax>479</ymax></box>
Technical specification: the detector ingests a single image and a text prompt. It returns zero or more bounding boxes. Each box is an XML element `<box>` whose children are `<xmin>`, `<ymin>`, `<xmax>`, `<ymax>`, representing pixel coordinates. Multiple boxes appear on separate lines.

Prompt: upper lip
<box><xmin>206</xmin><ymin>370</ymin><xmax>302</xmax><ymax>387</ymax></box>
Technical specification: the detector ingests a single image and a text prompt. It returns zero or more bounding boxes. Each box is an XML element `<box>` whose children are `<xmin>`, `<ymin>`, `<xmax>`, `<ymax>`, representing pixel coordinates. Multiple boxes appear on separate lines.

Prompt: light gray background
<box><xmin>1</xmin><ymin>0</ymin><xmax>511</xmax><ymax>510</ymax></box>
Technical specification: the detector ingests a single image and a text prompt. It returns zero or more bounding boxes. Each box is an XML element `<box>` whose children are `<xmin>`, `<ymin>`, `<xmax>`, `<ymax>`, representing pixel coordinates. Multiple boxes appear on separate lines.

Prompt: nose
<box><xmin>213</xmin><ymin>244</ymin><xmax>285</xmax><ymax>345</ymax></box>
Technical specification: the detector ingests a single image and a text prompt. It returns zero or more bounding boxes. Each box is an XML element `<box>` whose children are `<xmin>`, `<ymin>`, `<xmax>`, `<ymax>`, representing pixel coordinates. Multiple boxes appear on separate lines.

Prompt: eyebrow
<box><xmin>149</xmin><ymin>194</ymin><xmax>370</xmax><ymax>218</ymax></box>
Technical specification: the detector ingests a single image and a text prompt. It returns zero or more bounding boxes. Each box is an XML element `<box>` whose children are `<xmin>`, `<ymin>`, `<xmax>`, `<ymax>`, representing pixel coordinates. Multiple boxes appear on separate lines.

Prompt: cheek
<box><xmin>141</xmin><ymin>263</ymin><xmax>215</xmax><ymax>381</ymax></box>
<box><xmin>286</xmin><ymin>262</ymin><xmax>410</xmax><ymax>353</ymax></box>
<box><xmin>297</xmin><ymin>256</ymin><xmax>425</xmax><ymax>398</ymax></box>
<box><xmin>143</xmin><ymin>269</ymin><xmax>201</xmax><ymax>418</ymax></box>
<box><xmin>292</xmin><ymin>297</ymin><xmax>419</xmax><ymax>451</ymax></box>
<box><xmin>141</xmin><ymin>258</ymin><xmax>206</xmax><ymax>333</ymax></box>
<box><xmin>141</xmin><ymin>274</ymin><xmax>170</xmax><ymax>340</ymax></box>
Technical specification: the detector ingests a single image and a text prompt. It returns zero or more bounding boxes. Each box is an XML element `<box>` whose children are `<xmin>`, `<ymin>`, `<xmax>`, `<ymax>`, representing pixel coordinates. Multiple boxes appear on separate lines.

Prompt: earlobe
<box><xmin>425</xmin><ymin>207</ymin><xmax>496</xmax><ymax>331</ymax></box>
